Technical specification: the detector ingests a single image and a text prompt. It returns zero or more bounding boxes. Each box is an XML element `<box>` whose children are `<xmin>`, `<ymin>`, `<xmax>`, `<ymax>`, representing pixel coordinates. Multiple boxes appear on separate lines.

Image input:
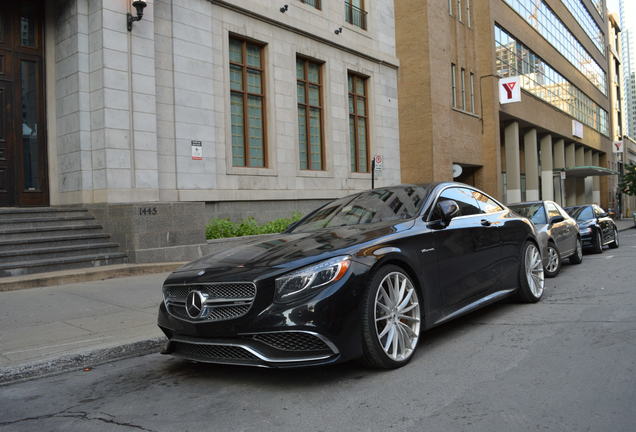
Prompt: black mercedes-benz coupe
<box><xmin>565</xmin><ymin>204</ymin><xmax>620</xmax><ymax>253</ymax></box>
<box><xmin>158</xmin><ymin>182</ymin><xmax>544</xmax><ymax>369</ymax></box>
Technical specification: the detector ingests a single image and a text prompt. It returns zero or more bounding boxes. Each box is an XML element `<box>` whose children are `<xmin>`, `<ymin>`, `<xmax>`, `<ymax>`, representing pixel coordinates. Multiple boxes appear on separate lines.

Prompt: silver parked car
<box><xmin>509</xmin><ymin>201</ymin><xmax>583</xmax><ymax>277</ymax></box>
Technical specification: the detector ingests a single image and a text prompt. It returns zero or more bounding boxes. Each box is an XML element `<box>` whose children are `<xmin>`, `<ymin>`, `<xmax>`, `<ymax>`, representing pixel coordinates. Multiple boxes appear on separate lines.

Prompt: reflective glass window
<box><xmin>562</xmin><ymin>0</ymin><xmax>605</xmax><ymax>54</ymax></box>
<box><xmin>495</xmin><ymin>25</ymin><xmax>609</xmax><ymax>136</ymax></box>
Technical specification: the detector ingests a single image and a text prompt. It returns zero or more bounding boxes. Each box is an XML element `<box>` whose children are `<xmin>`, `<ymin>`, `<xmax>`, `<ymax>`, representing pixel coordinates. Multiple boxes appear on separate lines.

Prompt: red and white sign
<box><xmin>613</xmin><ymin>140</ymin><xmax>624</xmax><ymax>153</ymax></box>
<box><xmin>373</xmin><ymin>154</ymin><xmax>383</xmax><ymax>170</ymax></box>
<box><xmin>191</xmin><ymin>140</ymin><xmax>202</xmax><ymax>160</ymax></box>
<box><xmin>499</xmin><ymin>76</ymin><xmax>521</xmax><ymax>104</ymax></box>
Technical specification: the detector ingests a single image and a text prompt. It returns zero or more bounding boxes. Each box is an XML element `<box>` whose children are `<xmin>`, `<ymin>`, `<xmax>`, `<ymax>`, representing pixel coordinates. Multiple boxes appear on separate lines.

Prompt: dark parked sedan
<box><xmin>508</xmin><ymin>201</ymin><xmax>582</xmax><ymax>278</ymax></box>
<box><xmin>158</xmin><ymin>182</ymin><xmax>544</xmax><ymax>369</ymax></box>
<box><xmin>565</xmin><ymin>205</ymin><xmax>619</xmax><ymax>253</ymax></box>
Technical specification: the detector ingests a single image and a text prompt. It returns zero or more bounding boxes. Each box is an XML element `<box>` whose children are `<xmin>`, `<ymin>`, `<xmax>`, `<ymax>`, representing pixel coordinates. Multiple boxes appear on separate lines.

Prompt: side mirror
<box><xmin>599</xmin><ymin>212</ymin><xmax>608</xmax><ymax>218</ymax></box>
<box><xmin>437</xmin><ymin>200</ymin><xmax>461</xmax><ymax>226</ymax></box>
<box><xmin>549</xmin><ymin>215</ymin><xmax>565</xmax><ymax>225</ymax></box>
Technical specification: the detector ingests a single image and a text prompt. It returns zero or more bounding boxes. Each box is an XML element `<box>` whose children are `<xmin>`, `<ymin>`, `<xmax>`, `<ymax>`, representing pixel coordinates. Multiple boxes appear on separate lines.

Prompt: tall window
<box><xmin>301</xmin><ymin>0</ymin><xmax>321</xmax><ymax>9</ymax></box>
<box><xmin>469</xmin><ymin>72</ymin><xmax>475</xmax><ymax>113</ymax></box>
<box><xmin>466</xmin><ymin>0</ymin><xmax>471</xmax><ymax>27</ymax></box>
<box><xmin>460</xmin><ymin>67</ymin><xmax>466</xmax><ymax>110</ymax></box>
<box><xmin>345</xmin><ymin>0</ymin><xmax>367</xmax><ymax>30</ymax></box>
<box><xmin>456</xmin><ymin>0</ymin><xmax>462</xmax><ymax>21</ymax></box>
<box><xmin>448</xmin><ymin>0</ymin><xmax>453</xmax><ymax>15</ymax></box>
<box><xmin>348</xmin><ymin>73</ymin><xmax>369</xmax><ymax>173</ymax></box>
<box><xmin>297</xmin><ymin>57</ymin><xmax>323</xmax><ymax>170</ymax></box>
<box><xmin>229</xmin><ymin>36</ymin><xmax>266</xmax><ymax>167</ymax></box>
<box><xmin>451</xmin><ymin>64</ymin><xmax>457</xmax><ymax>107</ymax></box>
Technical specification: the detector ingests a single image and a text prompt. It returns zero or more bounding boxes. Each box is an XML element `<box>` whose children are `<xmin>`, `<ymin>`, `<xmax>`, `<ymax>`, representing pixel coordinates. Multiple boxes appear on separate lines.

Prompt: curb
<box><xmin>0</xmin><ymin>262</ymin><xmax>185</xmax><ymax>292</ymax></box>
<box><xmin>0</xmin><ymin>336</ymin><xmax>167</xmax><ymax>386</ymax></box>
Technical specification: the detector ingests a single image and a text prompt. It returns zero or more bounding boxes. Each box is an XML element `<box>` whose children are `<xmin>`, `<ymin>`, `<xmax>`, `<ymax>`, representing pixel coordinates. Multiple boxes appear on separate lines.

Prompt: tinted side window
<box><xmin>545</xmin><ymin>202</ymin><xmax>561</xmax><ymax>219</ymax></box>
<box><xmin>577</xmin><ymin>206</ymin><xmax>594</xmax><ymax>221</ymax></box>
<box><xmin>475</xmin><ymin>192</ymin><xmax>504</xmax><ymax>213</ymax></box>
<box><xmin>432</xmin><ymin>187</ymin><xmax>482</xmax><ymax>219</ymax></box>
<box><xmin>554</xmin><ymin>203</ymin><xmax>570</xmax><ymax>218</ymax></box>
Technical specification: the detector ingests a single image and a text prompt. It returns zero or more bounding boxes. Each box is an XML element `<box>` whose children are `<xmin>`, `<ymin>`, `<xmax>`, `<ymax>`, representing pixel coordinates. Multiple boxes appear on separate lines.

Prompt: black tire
<box><xmin>516</xmin><ymin>241</ymin><xmax>545</xmax><ymax>303</ymax></box>
<box><xmin>592</xmin><ymin>229</ymin><xmax>603</xmax><ymax>254</ymax></box>
<box><xmin>608</xmin><ymin>227</ymin><xmax>619</xmax><ymax>249</ymax></box>
<box><xmin>361</xmin><ymin>265</ymin><xmax>421</xmax><ymax>369</ymax></box>
<box><xmin>543</xmin><ymin>242</ymin><xmax>561</xmax><ymax>278</ymax></box>
<box><xmin>569</xmin><ymin>237</ymin><xmax>583</xmax><ymax>264</ymax></box>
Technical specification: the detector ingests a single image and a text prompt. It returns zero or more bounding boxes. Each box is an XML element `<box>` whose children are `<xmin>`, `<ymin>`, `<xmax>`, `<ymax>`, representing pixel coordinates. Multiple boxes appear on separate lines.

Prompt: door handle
<box><xmin>481</xmin><ymin>219</ymin><xmax>491</xmax><ymax>227</ymax></box>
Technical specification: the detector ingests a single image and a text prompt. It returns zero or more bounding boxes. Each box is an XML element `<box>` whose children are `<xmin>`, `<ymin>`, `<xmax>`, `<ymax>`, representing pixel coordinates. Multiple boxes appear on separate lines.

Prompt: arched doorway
<box><xmin>0</xmin><ymin>0</ymin><xmax>48</xmax><ymax>206</ymax></box>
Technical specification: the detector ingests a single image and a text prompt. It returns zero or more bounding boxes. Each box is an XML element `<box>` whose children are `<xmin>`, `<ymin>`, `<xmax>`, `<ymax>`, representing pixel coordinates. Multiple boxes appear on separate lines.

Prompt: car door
<box><xmin>545</xmin><ymin>201</ymin><xmax>570</xmax><ymax>254</ymax></box>
<box><xmin>554</xmin><ymin>202</ymin><xmax>577</xmax><ymax>254</ymax></box>
<box><xmin>594</xmin><ymin>205</ymin><xmax>612</xmax><ymax>244</ymax></box>
<box><xmin>429</xmin><ymin>187</ymin><xmax>500</xmax><ymax>310</ymax></box>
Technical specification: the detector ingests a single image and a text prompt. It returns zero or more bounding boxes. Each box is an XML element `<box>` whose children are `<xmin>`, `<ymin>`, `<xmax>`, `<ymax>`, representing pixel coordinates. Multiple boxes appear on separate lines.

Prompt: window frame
<box><xmin>300</xmin><ymin>0</ymin><xmax>321</xmax><ymax>10</ymax></box>
<box><xmin>456</xmin><ymin>0</ymin><xmax>462</xmax><ymax>22</ymax></box>
<box><xmin>451</xmin><ymin>63</ymin><xmax>457</xmax><ymax>107</ymax></box>
<box><xmin>469</xmin><ymin>71</ymin><xmax>475</xmax><ymax>113</ymax></box>
<box><xmin>229</xmin><ymin>35</ymin><xmax>267</xmax><ymax>168</ymax></box>
<box><xmin>296</xmin><ymin>56</ymin><xmax>325</xmax><ymax>171</ymax></box>
<box><xmin>460</xmin><ymin>67</ymin><xmax>466</xmax><ymax>110</ymax></box>
<box><xmin>348</xmin><ymin>71</ymin><xmax>370</xmax><ymax>173</ymax></box>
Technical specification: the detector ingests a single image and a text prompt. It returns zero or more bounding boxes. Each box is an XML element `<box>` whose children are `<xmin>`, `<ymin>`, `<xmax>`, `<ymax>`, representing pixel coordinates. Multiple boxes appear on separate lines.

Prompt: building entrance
<box><xmin>0</xmin><ymin>1</ymin><xmax>48</xmax><ymax>206</ymax></box>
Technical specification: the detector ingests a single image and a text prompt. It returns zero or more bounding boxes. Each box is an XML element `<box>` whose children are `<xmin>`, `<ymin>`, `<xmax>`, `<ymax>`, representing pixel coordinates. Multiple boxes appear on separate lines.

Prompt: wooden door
<box><xmin>0</xmin><ymin>1</ymin><xmax>48</xmax><ymax>206</ymax></box>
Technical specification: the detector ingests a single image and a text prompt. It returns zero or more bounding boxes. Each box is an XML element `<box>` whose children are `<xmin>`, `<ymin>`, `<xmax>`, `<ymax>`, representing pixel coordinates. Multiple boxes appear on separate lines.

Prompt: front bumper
<box><xmin>157</xmin><ymin>261</ymin><xmax>369</xmax><ymax>367</ymax></box>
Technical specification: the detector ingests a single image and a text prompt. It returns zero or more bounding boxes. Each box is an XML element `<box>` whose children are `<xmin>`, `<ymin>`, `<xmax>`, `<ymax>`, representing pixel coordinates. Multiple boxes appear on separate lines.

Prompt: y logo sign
<box><xmin>502</xmin><ymin>82</ymin><xmax>516</xmax><ymax>99</ymax></box>
<box><xmin>499</xmin><ymin>76</ymin><xmax>521</xmax><ymax>104</ymax></box>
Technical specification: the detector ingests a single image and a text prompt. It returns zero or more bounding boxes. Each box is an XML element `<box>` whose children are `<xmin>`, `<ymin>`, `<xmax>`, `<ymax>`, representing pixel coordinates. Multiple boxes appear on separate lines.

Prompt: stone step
<box><xmin>0</xmin><ymin>242</ymin><xmax>121</xmax><ymax>263</ymax></box>
<box><xmin>0</xmin><ymin>216</ymin><xmax>96</xmax><ymax>229</ymax></box>
<box><xmin>0</xmin><ymin>224</ymin><xmax>104</xmax><ymax>241</ymax></box>
<box><xmin>0</xmin><ymin>207</ymin><xmax>89</xmax><ymax>219</ymax></box>
<box><xmin>0</xmin><ymin>253</ymin><xmax>129</xmax><ymax>278</ymax></box>
<box><xmin>0</xmin><ymin>233</ymin><xmax>111</xmax><ymax>252</ymax></box>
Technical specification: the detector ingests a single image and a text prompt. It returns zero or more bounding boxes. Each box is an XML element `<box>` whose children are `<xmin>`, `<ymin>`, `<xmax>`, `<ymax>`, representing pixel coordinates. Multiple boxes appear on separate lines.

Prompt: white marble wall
<box><xmin>51</xmin><ymin>0</ymin><xmax>400</xmax><ymax>204</ymax></box>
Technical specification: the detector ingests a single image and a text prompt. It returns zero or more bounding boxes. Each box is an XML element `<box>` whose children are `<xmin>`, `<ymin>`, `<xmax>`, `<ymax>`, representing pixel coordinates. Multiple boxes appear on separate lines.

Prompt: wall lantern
<box><xmin>127</xmin><ymin>0</ymin><xmax>147</xmax><ymax>31</ymax></box>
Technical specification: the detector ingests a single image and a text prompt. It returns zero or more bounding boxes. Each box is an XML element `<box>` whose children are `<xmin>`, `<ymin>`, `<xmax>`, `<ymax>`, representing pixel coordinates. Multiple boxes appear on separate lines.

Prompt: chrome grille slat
<box><xmin>251</xmin><ymin>332</ymin><xmax>331</xmax><ymax>352</ymax></box>
<box><xmin>172</xmin><ymin>342</ymin><xmax>258</xmax><ymax>361</ymax></box>
<box><xmin>163</xmin><ymin>282</ymin><xmax>256</xmax><ymax>322</ymax></box>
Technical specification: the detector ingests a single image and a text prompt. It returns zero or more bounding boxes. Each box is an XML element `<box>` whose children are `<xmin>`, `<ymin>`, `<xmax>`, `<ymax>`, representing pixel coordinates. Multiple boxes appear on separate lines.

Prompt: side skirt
<box><xmin>432</xmin><ymin>289</ymin><xmax>516</xmax><ymax>327</ymax></box>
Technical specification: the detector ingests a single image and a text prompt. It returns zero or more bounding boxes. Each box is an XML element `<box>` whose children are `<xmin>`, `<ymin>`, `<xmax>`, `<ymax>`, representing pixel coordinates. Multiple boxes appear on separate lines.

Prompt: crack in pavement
<box><xmin>0</xmin><ymin>406</ymin><xmax>156</xmax><ymax>432</ymax></box>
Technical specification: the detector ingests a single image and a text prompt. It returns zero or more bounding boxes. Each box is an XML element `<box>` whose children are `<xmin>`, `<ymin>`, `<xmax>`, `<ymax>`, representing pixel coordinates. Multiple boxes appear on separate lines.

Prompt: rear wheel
<box><xmin>544</xmin><ymin>243</ymin><xmax>561</xmax><ymax>278</ymax></box>
<box><xmin>569</xmin><ymin>237</ymin><xmax>583</xmax><ymax>264</ymax></box>
<box><xmin>608</xmin><ymin>227</ymin><xmax>619</xmax><ymax>249</ymax></box>
<box><xmin>592</xmin><ymin>229</ymin><xmax>603</xmax><ymax>254</ymax></box>
<box><xmin>516</xmin><ymin>241</ymin><xmax>544</xmax><ymax>303</ymax></box>
<box><xmin>361</xmin><ymin>265</ymin><xmax>421</xmax><ymax>369</ymax></box>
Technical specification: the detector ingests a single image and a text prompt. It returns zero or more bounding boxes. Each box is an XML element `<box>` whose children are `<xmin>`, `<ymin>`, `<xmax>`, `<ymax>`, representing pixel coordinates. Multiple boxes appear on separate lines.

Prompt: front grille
<box><xmin>163</xmin><ymin>282</ymin><xmax>256</xmax><ymax>322</ymax></box>
<box><xmin>251</xmin><ymin>332</ymin><xmax>331</xmax><ymax>352</ymax></box>
<box><xmin>172</xmin><ymin>342</ymin><xmax>258</xmax><ymax>362</ymax></box>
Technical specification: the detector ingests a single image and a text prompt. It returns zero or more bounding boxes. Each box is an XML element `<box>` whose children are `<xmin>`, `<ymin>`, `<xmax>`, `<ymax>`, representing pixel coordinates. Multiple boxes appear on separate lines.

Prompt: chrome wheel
<box><xmin>613</xmin><ymin>229</ymin><xmax>619</xmax><ymax>247</ymax></box>
<box><xmin>545</xmin><ymin>246</ymin><xmax>559</xmax><ymax>273</ymax></box>
<box><xmin>525</xmin><ymin>244</ymin><xmax>544</xmax><ymax>298</ymax></box>
<box><xmin>374</xmin><ymin>272</ymin><xmax>420</xmax><ymax>362</ymax></box>
<box><xmin>575</xmin><ymin>239</ymin><xmax>582</xmax><ymax>259</ymax></box>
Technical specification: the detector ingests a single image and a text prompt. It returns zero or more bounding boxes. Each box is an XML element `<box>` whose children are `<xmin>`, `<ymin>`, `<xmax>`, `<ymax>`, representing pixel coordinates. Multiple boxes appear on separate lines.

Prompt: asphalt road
<box><xmin>2</xmin><ymin>231</ymin><xmax>636</xmax><ymax>432</ymax></box>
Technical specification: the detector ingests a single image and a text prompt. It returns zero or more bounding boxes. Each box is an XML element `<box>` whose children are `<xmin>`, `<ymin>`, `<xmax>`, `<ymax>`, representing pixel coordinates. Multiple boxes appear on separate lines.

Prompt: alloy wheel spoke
<box><xmin>398</xmin><ymin>314</ymin><xmax>420</xmax><ymax>322</ymax></box>
<box><xmin>397</xmin><ymin>288</ymin><xmax>415</xmax><ymax>311</ymax></box>
<box><xmin>397</xmin><ymin>320</ymin><xmax>418</xmax><ymax>339</ymax></box>
<box><xmin>399</xmin><ymin>302</ymin><xmax>418</xmax><ymax>314</ymax></box>
<box><xmin>378</xmin><ymin>322</ymin><xmax>392</xmax><ymax>338</ymax></box>
<box><xmin>383</xmin><ymin>325</ymin><xmax>396</xmax><ymax>351</ymax></box>
<box><xmin>375</xmin><ymin>315</ymin><xmax>390</xmax><ymax>322</ymax></box>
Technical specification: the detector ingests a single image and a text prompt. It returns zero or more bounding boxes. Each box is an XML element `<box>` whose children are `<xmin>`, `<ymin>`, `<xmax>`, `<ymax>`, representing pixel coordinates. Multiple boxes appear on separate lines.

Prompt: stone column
<box><xmin>505</xmin><ymin>122</ymin><xmax>521</xmax><ymax>203</ymax></box>
<box><xmin>524</xmin><ymin>129</ymin><xmax>539</xmax><ymax>201</ymax></box>
<box><xmin>540</xmin><ymin>135</ymin><xmax>553</xmax><ymax>201</ymax></box>
<box><xmin>592</xmin><ymin>152</ymin><xmax>601</xmax><ymax>204</ymax></box>
<box><xmin>575</xmin><ymin>146</ymin><xmax>585</xmax><ymax>204</ymax></box>
<box><xmin>584</xmin><ymin>149</ymin><xmax>593</xmax><ymax>202</ymax></box>
<box><xmin>565</xmin><ymin>143</ymin><xmax>576</xmax><ymax>206</ymax></box>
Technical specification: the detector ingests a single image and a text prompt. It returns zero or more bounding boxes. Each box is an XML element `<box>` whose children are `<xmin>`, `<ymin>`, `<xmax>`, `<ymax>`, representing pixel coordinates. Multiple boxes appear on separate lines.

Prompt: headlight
<box><xmin>275</xmin><ymin>256</ymin><xmax>351</xmax><ymax>303</ymax></box>
<box><xmin>580</xmin><ymin>227</ymin><xmax>592</xmax><ymax>234</ymax></box>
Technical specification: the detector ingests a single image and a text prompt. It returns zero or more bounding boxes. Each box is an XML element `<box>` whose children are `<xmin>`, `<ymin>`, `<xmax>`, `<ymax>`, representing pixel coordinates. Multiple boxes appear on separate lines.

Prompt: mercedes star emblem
<box><xmin>186</xmin><ymin>290</ymin><xmax>206</xmax><ymax>319</ymax></box>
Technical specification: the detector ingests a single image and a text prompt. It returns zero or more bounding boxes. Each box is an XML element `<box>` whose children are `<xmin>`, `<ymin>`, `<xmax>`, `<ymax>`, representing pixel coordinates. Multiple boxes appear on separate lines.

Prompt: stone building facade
<box><xmin>1</xmin><ymin>0</ymin><xmax>399</xmax><ymax>260</ymax></box>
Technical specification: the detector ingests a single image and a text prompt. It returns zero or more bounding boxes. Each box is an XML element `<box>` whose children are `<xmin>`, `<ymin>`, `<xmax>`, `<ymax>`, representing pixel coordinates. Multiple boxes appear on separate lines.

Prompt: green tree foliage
<box><xmin>620</xmin><ymin>164</ymin><xmax>636</xmax><ymax>196</ymax></box>
<box><xmin>205</xmin><ymin>212</ymin><xmax>303</xmax><ymax>239</ymax></box>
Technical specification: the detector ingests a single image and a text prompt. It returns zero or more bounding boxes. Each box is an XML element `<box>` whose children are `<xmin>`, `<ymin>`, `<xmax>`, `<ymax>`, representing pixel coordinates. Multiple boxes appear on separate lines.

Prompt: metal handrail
<box><xmin>344</xmin><ymin>1</ymin><xmax>367</xmax><ymax>30</ymax></box>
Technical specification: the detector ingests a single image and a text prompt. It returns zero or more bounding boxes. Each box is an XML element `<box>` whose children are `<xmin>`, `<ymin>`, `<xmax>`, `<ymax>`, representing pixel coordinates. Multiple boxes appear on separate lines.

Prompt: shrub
<box><xmin>205</xmin><ymin>212</ymin><xmax>303</xmax><ymax>239</ymax></box>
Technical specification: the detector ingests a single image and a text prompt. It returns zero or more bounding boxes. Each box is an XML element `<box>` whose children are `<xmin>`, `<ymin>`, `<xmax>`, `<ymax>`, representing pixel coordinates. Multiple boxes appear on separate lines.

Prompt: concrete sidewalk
<box><xmin>615</xmin><ymin>217</ymin><xmax>635</xmax><ymax>231</ymax></box>
<box><xmin>0</xmin><ymin>272</ymin><xmax>169</xmax><ymax>384</ymax></box>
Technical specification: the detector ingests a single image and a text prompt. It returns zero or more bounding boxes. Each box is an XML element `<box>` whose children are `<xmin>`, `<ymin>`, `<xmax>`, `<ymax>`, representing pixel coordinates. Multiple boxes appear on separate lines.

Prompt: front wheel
<box><xmin>516</xmin><ymin>241</ymin><xmax>545</xmax><ymax>303</ymax></box>
<box><xmin>361</xmin><ymin>265</ymin><xmax>421</xmax><ymax>369</ymax></box>
<box><xmin>544</xmin><ymin>243</ymin><xmax>561</xmax><ymax>278</ymax></box>
<box><xmin>569</xmin><ymin>237</ymin><xmax>583</xmax><ymax>264</ymax></box>
<box><xmin>608</xmin><ymin>228</ymin><xmax>619</xmax><ymax>249</ymax></box>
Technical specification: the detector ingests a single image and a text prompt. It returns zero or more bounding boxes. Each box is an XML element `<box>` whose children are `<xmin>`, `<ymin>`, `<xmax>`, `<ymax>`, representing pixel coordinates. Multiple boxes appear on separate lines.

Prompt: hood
<box><xmin>175</xmin><ymin>219</ymin><xmax>416</xmax><ymax>275</ymax></box>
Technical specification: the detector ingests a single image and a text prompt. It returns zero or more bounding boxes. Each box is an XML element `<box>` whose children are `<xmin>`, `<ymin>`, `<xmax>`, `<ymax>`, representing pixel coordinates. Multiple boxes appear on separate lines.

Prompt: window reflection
<box><xmin>495</xmin><ymin>26</ymin><xmax>609</xmax><ymax>135</ymax></box>
<box><xmin>21</xmin><ymin>60</ymin><xmax>40</xmax><ymax>191</ymax></box>
<box><xmin>502</xmin><ymin>0</ymin><xmax>607</xmax><ymax>94</ymax></box>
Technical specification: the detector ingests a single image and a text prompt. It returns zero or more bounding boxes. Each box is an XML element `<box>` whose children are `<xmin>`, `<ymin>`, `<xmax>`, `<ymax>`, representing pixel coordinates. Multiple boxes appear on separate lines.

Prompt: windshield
<box><xmin>288</xmin><ymin>186</ymin><xmax>431</xmax><ymax>233</ymax></box>
<box><xmin>566</xmin><ymin>206</ymin><xmax>593</xmax><ymax>221</ymax></box>
<box><xmin>509</xmin><ymin>203</ymin><xmax>547</xmax><ymax>225</ymax></box>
